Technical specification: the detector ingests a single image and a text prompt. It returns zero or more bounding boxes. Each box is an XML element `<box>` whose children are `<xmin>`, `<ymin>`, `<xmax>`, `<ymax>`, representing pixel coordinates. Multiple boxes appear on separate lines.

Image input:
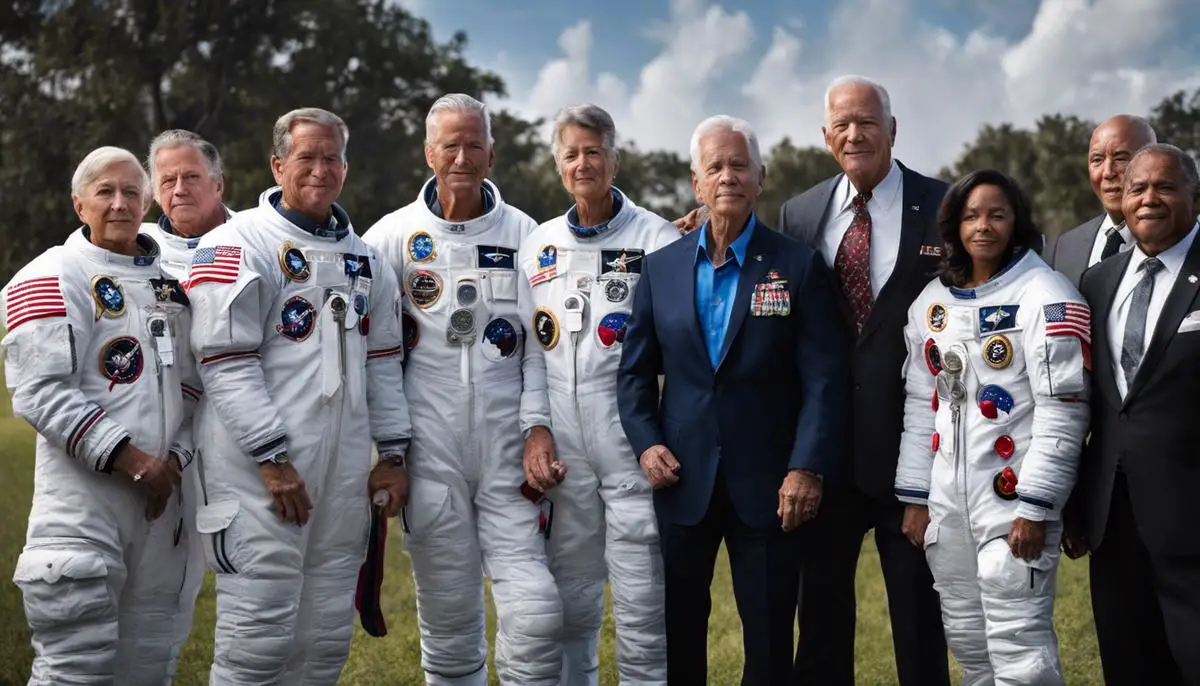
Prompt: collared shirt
<box><xmin>1108</xmin><ymin>223</ymin><xmax>1199</xmax><ymax>398</ymax></box>
<box><xmin>695</xmin><ymin>214</ymin><xmax>757</xmax><ymax>368</ymax></box>
<box><xmin>1086</xmin><ymin>213</ymin><xmax>1134</xmax><ymax>267</ymax></box>
<box><xmin>820</xmin><ymin>159</ymin><xmax>903</xmax><ymax>298</ymax></box>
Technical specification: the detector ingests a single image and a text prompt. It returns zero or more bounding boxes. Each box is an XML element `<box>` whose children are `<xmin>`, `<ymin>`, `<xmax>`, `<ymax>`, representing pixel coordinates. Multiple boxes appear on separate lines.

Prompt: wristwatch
<box><xmin>379</xmin><ymin>451</ymin><xmax>405</xmax><ymax>468</ymax></box>
<box><xmin>264</xmin><ymin>451</ymin><xmax>290</xmax><ymax>466</ymax></box>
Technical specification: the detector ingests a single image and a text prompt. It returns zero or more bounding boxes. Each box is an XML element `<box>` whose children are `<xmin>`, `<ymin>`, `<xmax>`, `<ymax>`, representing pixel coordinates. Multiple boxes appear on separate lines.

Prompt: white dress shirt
<box><xmin>819</xmin><ymin>159</ymin><xmax>903</xmax><ymax>299</ymax></box>
<box><xmin>1086</xmin><ymin>214</ymin><xmax>1134</xmax><ymax>268</ymax></box>
<box><xmin>1108</xmin><ymin>223</ymin><xmax>1199</xmax><ymax>398</ymax></box>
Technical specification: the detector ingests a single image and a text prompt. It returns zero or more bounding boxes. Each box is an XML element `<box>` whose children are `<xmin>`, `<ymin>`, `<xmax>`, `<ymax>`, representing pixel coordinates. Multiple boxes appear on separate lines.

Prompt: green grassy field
<box><xmin>0</xmin><ymin>384</ymin><xmax>1102</xmax><ymax>685</ymax></box>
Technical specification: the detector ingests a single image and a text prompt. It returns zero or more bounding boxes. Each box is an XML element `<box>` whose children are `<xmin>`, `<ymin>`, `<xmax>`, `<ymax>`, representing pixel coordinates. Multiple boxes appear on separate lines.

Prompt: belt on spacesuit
<box><xmin>545</xmin><ymin>375</ymin><xmax>616</xmax><ymax>396</ymax></box>
<box><xmin>355</xmin><ymin>506</ymin><xmax>388</xmax><ymax>637</ymax></box>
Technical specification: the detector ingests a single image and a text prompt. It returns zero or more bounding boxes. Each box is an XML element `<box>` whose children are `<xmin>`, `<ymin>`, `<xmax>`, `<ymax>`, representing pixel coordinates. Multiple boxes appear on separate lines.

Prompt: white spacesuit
<box><xmin>518</xmin><ymin>187</ymin><xmax>677</xmax><ymax>685</ymax></box>
<box><xmin>187</xmin><ymin>187</ymin><xmax>412</xmax><ymax>685</ymax></box>
<box><xmin>895</xmin><ymin>249</ymin><xmax>1090</xmax><ymax>685</ymax></box>
<box><xmin>3</xmin><ymin>228</ymin><xmax>199</xmax><ymax>685</ymax></box>
<box><xmin>361</xmin><ymin>177</ymin><xmax>560</xmax><ymax>686</ymax></box>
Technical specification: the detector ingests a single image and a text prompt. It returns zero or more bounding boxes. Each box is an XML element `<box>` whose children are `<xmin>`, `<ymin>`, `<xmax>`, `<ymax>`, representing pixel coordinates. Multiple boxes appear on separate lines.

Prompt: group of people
<box><xmin>1</xmin><ymin>72</ymin><xmax>1197</xmax><ymax>686</ymax></box>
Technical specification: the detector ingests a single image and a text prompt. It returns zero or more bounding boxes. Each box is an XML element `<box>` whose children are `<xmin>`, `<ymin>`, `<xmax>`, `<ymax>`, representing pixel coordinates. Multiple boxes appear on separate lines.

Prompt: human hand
<box><xmin>1008</xmin><ymin>517</ymin><xmax>1047</xmax><ymax>561</ymax></box>
<box><xmin>368</xmin><ymin>460</ymin><xmax>409</xmax><ymax>518</ymax></box>
<box><xmin>112</xmin><ymin>443</ymin><xmax>180</xmax><ymax>521</ymax></box>
<box><xmin>901</xmin><ymin>504</ymin><xmax>931</xmax><ymax>549</ymax></box>
<box><xmin>673</xmin><ymin>206</ymin><xmax>709</xmax><ymax>235</ymax></box>
<box><xmin>523</xmin><ymin>426</ymin><xmax>566</xmax><ymax>492</ymax></box>
<box><xmin>639</xmin><ymin>444</ymin><xmax>681</xmax><ymax>489</ymax></box>
<box><xmin>1061</xmin><ymin>506</ymin><xmax>1089</xmax><ymax>559</ymax></box>
<box><xmin>259</xmin><ymin>461</ymin><xmax>313</xmax><ymax>526</ymax></box>
<box><xmin>778</xmin><ymin>469</ymin><xmax>822</xmax><ymax>531</ymax></box>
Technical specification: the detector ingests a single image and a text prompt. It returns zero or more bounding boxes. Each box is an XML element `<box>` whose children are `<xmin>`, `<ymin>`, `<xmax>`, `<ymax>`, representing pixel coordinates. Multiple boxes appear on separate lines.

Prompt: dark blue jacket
<box><xmin>617</xmin><ymin>222</ymin><xmax>847</xmax><ymax>530</ymax></box>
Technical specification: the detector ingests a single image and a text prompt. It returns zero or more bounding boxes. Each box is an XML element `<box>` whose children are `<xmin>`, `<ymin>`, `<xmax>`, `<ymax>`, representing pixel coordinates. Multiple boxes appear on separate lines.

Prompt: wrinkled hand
<box><xmin>259</xmin><ymin>462</ymin><xmax>313</xmax><ymax>526</ymax></box>
<box><xmin>112</xmin><ymin>443</ymin><xmax>181</xmax><ymax>521</ymax></box>
<box><xmin>524</xmin><ymin>426</ymin><xmax>566</xmax><ymax>493</ymax></box>
<box><xmin>1061</xmin><ymin>509</ymin><xmax>1089</xmax><ymax>559</ymax></box>
<box><xmin>368</xmin><ymin>461</ymin><xmax>409</xmax><ymax>518</ymax></box>
<box><xmin>778</xmin><ymin>470</ymin><xmax>822</xmax><ymax>532</ymax></box>
<box><xmin>672</xmin><ymin>206</ymin><xmax>709</xmax><ymax>235</ymax></box>
<box><xmin>901</xmin><ymin>504</ymin><xmax>931</xmax><ymax>549</ymax></box>
<box><xmin>639</xmin><ymin>444</ymin><xmax>681</xmax><ymax>490</ymax></box>
<box><xmin>1008</xmin><ymin>517</ymin><xmax>1047</xmax><ymax>561</ymax></box>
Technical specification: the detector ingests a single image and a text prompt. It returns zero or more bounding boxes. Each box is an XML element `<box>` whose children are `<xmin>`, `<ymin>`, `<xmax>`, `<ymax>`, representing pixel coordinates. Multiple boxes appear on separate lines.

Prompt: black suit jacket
<box><xmin>1046</xmin><ymin>213</ymin><xmax>1105</xmax><ymax>287</ymax></box>
<box><xmin>1078</xmin><ymin>234</ymin><xmax>1200</xmax><ymax>555</ymax></box>
<box><xmin>777</xmin><ymin>162</ymin><xmax>947</xmax><ymax>499</ymax></box>
<box><xmin>617</xmin><ymin>223</ymin><xmax>847</xmax><ymax>530</ymax></box>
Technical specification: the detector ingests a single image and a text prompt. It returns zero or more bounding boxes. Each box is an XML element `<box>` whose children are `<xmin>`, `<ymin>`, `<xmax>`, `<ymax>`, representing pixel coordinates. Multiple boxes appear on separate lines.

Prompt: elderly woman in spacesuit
<box><xmin>894</xmin><ymin>169</ymin><xmax>1090</xmax><ymax>686</ymax></box>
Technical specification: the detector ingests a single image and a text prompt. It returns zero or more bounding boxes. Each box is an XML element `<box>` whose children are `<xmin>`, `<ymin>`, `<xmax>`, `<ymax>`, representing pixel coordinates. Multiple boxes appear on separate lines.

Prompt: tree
<box><xmin>1150</xmin><ymin>88</ymin><xmax>1200</xmax><ymax>156</ymax></box>
<box><xmin>757</xmin><ymin>138</ymin><xmax>842</xmax><ymax>225</ymax></box>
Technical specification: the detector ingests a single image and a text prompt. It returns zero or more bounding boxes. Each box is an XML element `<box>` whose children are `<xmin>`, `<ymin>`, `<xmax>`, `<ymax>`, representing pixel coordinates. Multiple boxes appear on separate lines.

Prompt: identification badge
<box><xmin>349</xmin><ymin>276</ymin><xmax>372</xmax><ymax>330</ymax></box>
<box><xmin>148</xmin><ymin>312</ymin><xmax>175</xmax><ymax>367</ymax></box>
<box><xmin>562</xmin><ymin>291</ymin><xmax>587</xmax><ymax>333</ymax></box>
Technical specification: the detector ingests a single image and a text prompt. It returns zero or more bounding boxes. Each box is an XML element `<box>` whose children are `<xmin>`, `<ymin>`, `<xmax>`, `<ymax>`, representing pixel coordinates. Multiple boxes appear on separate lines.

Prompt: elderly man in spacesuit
<box><xmin>187</xmin><ymin>107</ymin><xmax>412</xmax><ymax>685</ymax></box>
<box><xmin>519</xmin><ymin>102</ymin><xmax>677</xmax><ymax>685</ymax></box>
<box><xmin>362</xmin><ymin>93</ymin><xmax>562</xmax><ymax>686</ymax></box>
<box><xmin>138</xmin><ymin>128</ymin><xmax>234</xmax><ymax>682</ymax></box>
<box><xmin>4</xmin><ymin>146</ymin><xmax>199</xmax><ymax>684</ymax></box>
<box><xmin>895</xmin><ymin>169</ymin><xmax>1090</xmax><ymax>685</ymax></box>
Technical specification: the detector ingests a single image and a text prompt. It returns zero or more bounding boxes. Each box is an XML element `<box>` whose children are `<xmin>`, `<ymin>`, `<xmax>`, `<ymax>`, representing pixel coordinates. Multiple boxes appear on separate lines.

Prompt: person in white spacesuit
<box><xmin>361</xmin><ymin>93</ymin><xmax>563</xmax><ymax>686</ymax></box>
<box><xmin>186</xmin><ymin>107</ymin><xmax>413</xmax><ymax>685</ymax></box>
<box><xmin>518</xmin><ymin>103</ymin><xmax>677</xmax><ymax>685</ymax></box>
<box><xmin>894</xmin><ymin>169</ymin><xmax>1091</xmax><ymax>685</ymax></box>
<box><xmin>138</xmin><ymin>128</ymin><xmax>235</xmax><ymax>684</ymax></box>
<box><xmin>3</xmin><ymin>146</ymin><xmax>199</xmax><ymax>685</ymax></box>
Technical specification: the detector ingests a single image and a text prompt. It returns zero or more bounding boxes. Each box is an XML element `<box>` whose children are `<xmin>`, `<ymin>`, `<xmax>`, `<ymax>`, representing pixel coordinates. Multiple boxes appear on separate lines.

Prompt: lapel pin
<box><xmin>911</xmin><ymin>205</ymin><xmax>920</xmax><ymax>212</ymax></box>
<box><xmin>1190</xmin><ymin>275</ymin><xmax>1198</xmax><ymax>284</ymax></box>
<box><xmin>755</xmin><ymin>254</ymin><xmax>763</xmax><ymax>262</ymax></box>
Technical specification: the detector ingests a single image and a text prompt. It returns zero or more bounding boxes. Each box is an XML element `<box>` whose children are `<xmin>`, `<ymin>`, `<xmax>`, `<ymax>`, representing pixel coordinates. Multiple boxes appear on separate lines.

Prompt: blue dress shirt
<box><xmin>695</xmin><ymin>214</ymin><xmax>757</xmax><ymax>368</ymax></box>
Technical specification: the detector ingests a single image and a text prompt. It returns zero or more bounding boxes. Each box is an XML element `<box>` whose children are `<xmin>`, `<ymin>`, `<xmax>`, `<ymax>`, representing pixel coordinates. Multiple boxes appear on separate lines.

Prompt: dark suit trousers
<box><xmin>792</xmin><ymin>485</ymin><xmax>949</xmax><ymax>686</ymax></box>
<box><xmin>1091</xmin><ymin>471</ymin><xmax>1200</xmax><ymax>685</ymax></box>
<box><xmin>661</xmin><ymin>471</ymin><xmax>802</xmax><ymax>686</ymax></box>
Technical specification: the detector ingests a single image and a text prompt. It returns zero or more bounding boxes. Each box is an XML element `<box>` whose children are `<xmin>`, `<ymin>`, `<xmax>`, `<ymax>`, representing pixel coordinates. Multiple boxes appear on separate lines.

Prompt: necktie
<box><xmin>1100</xmin><ymin>223</ymin><xmax>1126</xmax><ymax>261</ymax></box>
<box><xmin>835</xmin><ymin>191</ymin><xmax>874</xmax><ymax>333</ymax></box>
<box><xmin>1120</xmin><ymin>256</ymin><xmax>1164</xmax><ymax>388</ymax></box>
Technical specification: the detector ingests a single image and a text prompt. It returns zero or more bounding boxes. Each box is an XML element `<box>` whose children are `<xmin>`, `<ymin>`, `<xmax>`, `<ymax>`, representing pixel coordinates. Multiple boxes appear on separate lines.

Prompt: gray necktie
<box><xmin>1120</xmin><ymin>256</ymin><xmax>1165</xmax><ymax>387</ymax></box>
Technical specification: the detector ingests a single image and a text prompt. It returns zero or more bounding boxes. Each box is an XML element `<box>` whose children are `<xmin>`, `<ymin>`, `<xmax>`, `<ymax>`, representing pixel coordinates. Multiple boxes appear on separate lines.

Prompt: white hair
<box><xmin>425</xmin><ymin>93</ymin><xmax>493</xmax><ymax>146</ymax></box>
<box><xmin>147</xmin><ymin>129</ymin><xmax>223</xmax><ymax>202</ymax></box>
<box><xmin>71</xmin><ymin>146</ymin><xmax>151</xmax><ymax>209</ymax></box>
<box><xmin>272</xmin><ymin>107</ymin><xmax>349</xmax><ymax>161</ymax></box>
<box><xmin>550</xmin><ymin>103</ymin><xmax>619</xmax><ymax>170</ymax></box>
<box><xmin>824</xmin><ymin>75</ymin><xmax>893</xmax><ymax>122</ymax></box>
<box><xmin>688</xmin><ymin>115</ymin><xmax>763</xmax><ymax>174</ymax></box>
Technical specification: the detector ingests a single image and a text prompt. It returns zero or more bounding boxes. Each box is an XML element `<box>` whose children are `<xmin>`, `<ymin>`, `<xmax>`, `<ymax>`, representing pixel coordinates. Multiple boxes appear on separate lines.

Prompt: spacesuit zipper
<box><xmin>952</xmin><ymin>403</ymin><xmax>972</xmax><ymax>535</ymax></box>
<box><xmin>570</xmin><ymin>330</ymin><xmax>585</xmax><ymax>456</ymax></box>
<box><xmin>330</xmin><ymin>291</ymin><xmax>347</xmax><ymax>491</ymax></box>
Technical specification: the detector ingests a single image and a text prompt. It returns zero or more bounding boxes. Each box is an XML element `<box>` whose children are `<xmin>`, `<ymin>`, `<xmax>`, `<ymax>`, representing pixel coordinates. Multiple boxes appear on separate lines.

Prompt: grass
<box><xmin>0</xmin><ymin>383</ymin><xmax>1102</xmax><ymax>685</ymax></box>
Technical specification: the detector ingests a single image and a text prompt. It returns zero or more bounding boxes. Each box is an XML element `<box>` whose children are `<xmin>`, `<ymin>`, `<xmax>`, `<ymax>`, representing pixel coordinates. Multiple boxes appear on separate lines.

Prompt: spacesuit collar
<box><xmin>947</xmin><ymin>249</ymin><xmax>1036</xmax><ymax>300</ymax></box>
<box><xmin>72</xmin><ymin>226</ymin><xmax>161</xmax><ymax>267</ymax></box>
<box><xmin>260</xmin><ymin>187</ymin><xmax>351</xmax><ymax>241</ymax></box>
<box><xmin>566</xmin><ymin>187</ymin><xmax>632</xmax><ymax>239</ymax></box>
<box><xmin>154</xmin><ymin>205</ymin><xmax>233</xmax><ymax>249</ymax></box>
<box><xmin>418</xmin><ymin>177</ymin><xmax>502</xmax><ymax>236</ymax></box>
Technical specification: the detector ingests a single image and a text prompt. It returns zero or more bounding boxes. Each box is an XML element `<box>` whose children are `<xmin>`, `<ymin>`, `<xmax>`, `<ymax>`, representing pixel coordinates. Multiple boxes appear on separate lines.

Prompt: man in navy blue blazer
<box><xmin>618</xmin><ymin>115</ymin><xmax>847</xmax><ymax>685</ymax></box>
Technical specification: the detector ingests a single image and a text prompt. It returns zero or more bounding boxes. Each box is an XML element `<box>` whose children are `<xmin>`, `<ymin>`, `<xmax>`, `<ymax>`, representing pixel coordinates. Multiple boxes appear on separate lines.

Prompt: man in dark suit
<box><xmin>776</xmin><ymin>75</ymin><xmax>950</xmax><ymax>686</ymax></box>
<box><xmin>1044</xmin><ymin>115</ymin><xmax>1157</xmax><ymax>286</ymax></box>
<box><xmin>618</xmin><ymin>115</ymin><xmax>846</xmax><ymax>685</ymax></box>
<box><xmin>1075</xmin><ymin>144</ymin><xmax>1200</xmax><ymax>684</ymax></box>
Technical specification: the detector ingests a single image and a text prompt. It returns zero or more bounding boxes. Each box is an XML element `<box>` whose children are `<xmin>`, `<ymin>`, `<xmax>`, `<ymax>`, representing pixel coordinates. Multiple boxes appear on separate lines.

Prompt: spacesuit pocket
<box><xmin>977</xmin><ymin>536</ymin><xmax>1057</xmax><ymax>599</ymax></box>
<box><xmin>923</xmin><ymin>521</ymin><xmax>939</xmax><ymax>551</ymax></box>
<box><xmin>487</xmin><ymin>270</ymin><xmax>518</xmax><ymax>302</ymax></box>
<box><xmin>2</xmin><ymin>319</ymin><xmax>75</xmax><ymax>386</ymax></box>
<box><xmin>195</xmin><ymin>500</ymin><xmax>242</xmax><ymax>575</ymax></box>
<box><xmin>605</xmin><ymin>481</ymin><xmax>659</xmax><ymax>545</ymax></box>
<box><xmin>12</xmin><ymin>548</ymin><xmax>114</xmax><ymax>630</ymax></box>
<box><xmin>400</xmin><ymin>478</ymin><xmax>451</xmax><ymax>543</ymax></box>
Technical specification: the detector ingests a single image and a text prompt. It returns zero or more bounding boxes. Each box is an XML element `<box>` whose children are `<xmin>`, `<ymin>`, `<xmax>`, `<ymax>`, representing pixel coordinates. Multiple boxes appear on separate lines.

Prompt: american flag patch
<box><xmin>1044</xmin><ymin>302</ymin><xmax>1091</xmax><ymax>343</ymax></box>
<box><xmin>4</xmin><ymin>276</ymin><xmax>66</xmax><ymax>330</ymax></box>
<box><xmin>188</xmin><ymin>246</ymin><xmax>242</xmax><ymax>288</ymax></box>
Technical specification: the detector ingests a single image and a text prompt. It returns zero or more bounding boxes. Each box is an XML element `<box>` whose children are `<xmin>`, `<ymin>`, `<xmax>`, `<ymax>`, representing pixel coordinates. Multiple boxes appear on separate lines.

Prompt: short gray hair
<box><xmin>272</xmin><ymin>108</ymin><xmax>349</xmax><ymax>161</ymax></box>
<box><xmin>1127</xmin><ymin>143</ymin><xmax>1200</xmax><ymax>193</ymax></box>
<box><xmin>551</xmin><ymin>103</ymin><xmax>619</xmax><ymax>169</ymax></box>
<box><xmin>425</xmin><ymin>93</ymin><xmax>493</xmax><ymax>145</ymax></box>
<box><xmin>688</xmin><ymin>115</ymin><xmax>763</xmax><ymax>174</ymax></box>
<box><xmin>71</xmin><ymin>146</ymin><xmax>151</xmax><ymax>209</ymax></box>
<box><xmin>824</xmin><ymin>75</ymin><xmax>893</xmax><ymax>122</ymax></box>
<box><xmin>148</xmin><ymin>129</ymin><xmax>222</xmax><ymax>198</ymax></box>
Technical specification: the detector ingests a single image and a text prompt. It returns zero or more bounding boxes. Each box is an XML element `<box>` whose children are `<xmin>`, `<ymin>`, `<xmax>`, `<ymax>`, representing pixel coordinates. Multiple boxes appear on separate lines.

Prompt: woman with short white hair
<box><xmin>2</xmin><ymin>146</ymin><xmax>200</xmax><ymax>684</ymax></box>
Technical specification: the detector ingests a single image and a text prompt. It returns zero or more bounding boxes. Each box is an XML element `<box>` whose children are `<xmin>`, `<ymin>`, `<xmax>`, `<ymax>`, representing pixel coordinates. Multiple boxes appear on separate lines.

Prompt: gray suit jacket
<box><xmin>1045</xmin><ymin>213</ymin><xmax>1104</xmax><ymax>287</ymax></box>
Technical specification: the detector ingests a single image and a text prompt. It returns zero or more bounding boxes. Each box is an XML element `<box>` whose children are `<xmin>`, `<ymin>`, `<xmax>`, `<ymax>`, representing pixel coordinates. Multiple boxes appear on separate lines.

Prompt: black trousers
<box><xmin>792</xmin><ymin>485</ymin><xmax>949</xmax><ymax>686</ymax></box>
<box><xmin>661</xmin><ymin>474</ymin><xmax>803</xmax><ymax>686</ymax></box>
<box><xmin>1091</xmin><ymin>471</ymin><xmax>1200</xmax><ymax>685</ymax></box>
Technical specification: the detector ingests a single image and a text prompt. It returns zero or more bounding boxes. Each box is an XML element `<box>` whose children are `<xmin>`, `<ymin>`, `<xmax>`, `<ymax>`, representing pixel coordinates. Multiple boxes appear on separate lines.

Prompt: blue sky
<box><xmin>404</xmin><ymin>0</ymin><xmax>1200</xmax><ymax>172</ymax></box>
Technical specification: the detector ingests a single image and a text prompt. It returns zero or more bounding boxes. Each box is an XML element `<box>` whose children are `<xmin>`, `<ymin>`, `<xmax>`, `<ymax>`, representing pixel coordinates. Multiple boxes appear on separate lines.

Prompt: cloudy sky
<box><xmin>405</xmin><ymin>0</ymin><xmax>1200</xmax><ymax>173</ymax></box>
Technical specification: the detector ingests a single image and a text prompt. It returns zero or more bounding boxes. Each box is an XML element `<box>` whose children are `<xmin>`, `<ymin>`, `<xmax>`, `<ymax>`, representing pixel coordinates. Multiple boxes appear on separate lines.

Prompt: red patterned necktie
<box><xmin>834</xmin><ymin>191</ymin><xmax>874</xmax><ymax>333</ymax></box>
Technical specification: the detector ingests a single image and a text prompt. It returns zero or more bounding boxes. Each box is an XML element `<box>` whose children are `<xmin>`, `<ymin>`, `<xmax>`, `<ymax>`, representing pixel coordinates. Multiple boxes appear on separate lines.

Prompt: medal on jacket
<box><xmin>562</xmin><ymin>290</ymin><xmax>587</xmax><ymax>333</ymax></box>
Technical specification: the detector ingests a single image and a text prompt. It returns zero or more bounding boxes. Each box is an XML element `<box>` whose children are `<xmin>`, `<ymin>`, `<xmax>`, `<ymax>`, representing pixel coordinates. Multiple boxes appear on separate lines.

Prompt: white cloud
<box><xmin>493</xmin><ymin>0</ymin><xmax>1200</xmax><ymax>173</ymax></box>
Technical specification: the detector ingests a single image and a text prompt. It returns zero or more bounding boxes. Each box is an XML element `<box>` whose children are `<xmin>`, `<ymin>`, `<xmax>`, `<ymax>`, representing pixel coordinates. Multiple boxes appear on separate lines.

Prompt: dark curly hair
<box><xmin>936</xmin><ymin>169</ymin><xmax>1043</xmax><ymax>288</ymax></box>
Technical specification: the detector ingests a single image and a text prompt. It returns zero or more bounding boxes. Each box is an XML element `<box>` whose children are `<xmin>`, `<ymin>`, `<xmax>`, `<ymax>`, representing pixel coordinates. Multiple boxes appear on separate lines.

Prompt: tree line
<box><xmin>2</xmin><ymin>0</ymin><xmax>1198</xmax><ymax>281</ymax></box>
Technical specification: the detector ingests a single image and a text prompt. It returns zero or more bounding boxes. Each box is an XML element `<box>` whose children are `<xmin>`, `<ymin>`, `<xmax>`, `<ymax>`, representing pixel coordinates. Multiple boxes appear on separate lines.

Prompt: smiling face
<box><xmin>270</xmin><ymin>121</ymin><xmax>347</xmax><ymax>218</ymax></box>
<box><xmin>823</xmin><ymin>82</ymin><xmax>896</xmax><ymax>192</ymax></box>
<box><xmin>958</xmin><ymin>183</ymin><xmax>1016</xmax><ymax>273</ymax></box>
<box><xmin>425</xmin><ymin>109</ymin><xmax>493</xmax><ymax>196</ymax></box>
<box><xmin>1123</xmin><ymin>151</ymin><xmax>1200</xmax><ymax>256</ymax></box>
<box><xmin>556</xmin><ymin>124</ymin><xmax>615</xmax><ymax>203</ymax></box>
<box><xmin>690</xmin><ymin>127</ymin><xmax>763</xmax><ymax>220</ymax></box>
<box><xmin>74</xmin><ymin>161</ymin><xmax>148</xmax><ymax>250</ymax></box>
<box><xmin>1088</xmin><ymin>116</ymin><xmax>1157</xmax><ymax>220</ymax></box>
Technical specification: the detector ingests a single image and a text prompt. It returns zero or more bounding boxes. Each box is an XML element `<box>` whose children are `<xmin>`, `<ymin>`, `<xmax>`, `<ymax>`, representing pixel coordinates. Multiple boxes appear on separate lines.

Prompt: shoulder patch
<box><xmin>4</xmin><ymin>276</ymin><xmax>66</xmax><ymax>330</ymax></box>
<box><xmin>189</xmin><ymin>245</ymin><xmax>242</xmax><ymax>288</ymax></box>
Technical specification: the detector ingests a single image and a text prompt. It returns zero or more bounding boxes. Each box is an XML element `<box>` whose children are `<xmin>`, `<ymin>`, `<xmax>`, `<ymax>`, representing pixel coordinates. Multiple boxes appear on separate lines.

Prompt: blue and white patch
<box><xmin>600</xmin><ymin>249</ymin><xmax>644</xmax><ymax>275</ymax></box>
<box><xmin>353</xmin><ymin>292</ymin><xmax>369</xmax><ymax>316</ymax></box>
<box><xmin>277</xmin><ymin>296</ymin><xmax>316</xmax><ymax>341</ymax></box>
<box><xmin>278</xmin><ymin>241</ymin><xmax>310</xmax><ymax>282</ymax></box>
<box><xmin>477</xmin><ymin>246</ymin><xmax>516</xmax><ymax>270</ymax></box>
<box><xmin>100</xmin><ymin>336</ymin><xmax>143</xmax><ymax>390</ymax></box>
<box><xmin>408</xmin><ymin>232</ymin><xmax>436</xmax><ymax>262</ymax></box>
<box><xmin>977</xmin><ymin>384</ymin><xmax>1015</xmax><ymax>418</ymax></box>
<box><xmin>91</xmin><ymin>276</ymin><xmax>125</xmax><ymax>320</ymax></box>
<box><xmin>481</xmin><ymin>317</ymin><xmax>519</xmax><ymax>361</ymax></box>
<box><xmin>597</xmin><ymin>312</ymin><xmax>630</xmax><ymax>349</ymax></box>
<box><xmin>978</xmin><ymin>305</ymin><xmax>1020</xmax><ymax>336</ymax></box>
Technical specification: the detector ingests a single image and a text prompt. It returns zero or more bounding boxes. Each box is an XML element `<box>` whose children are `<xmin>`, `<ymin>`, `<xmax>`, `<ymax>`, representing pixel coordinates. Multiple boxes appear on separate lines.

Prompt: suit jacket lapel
<box><xmin>716</xmin><ymin>228</ymin><xmax>774</xmax><ymax>371</ymax></box>
<box><xmin>1070</xmin><ymin>216</ymin><xmax>1104</xmax><ymax>284</ymax></box>
<box><xmin>1124</xmin><ymin>237</ymin><xmax>1200</xmax><ymax>404</ymax></box>
<box><xmin>799</xmin><ymin>176</ymin><xmax>840</xmax><ymax>249</ymax></box>
<box><xmin>1091</xmin><ymin>251</ymin><xmax>1131</xmax><ymax>412</ymax></box>
<box><xmin>860</xmin><ymin>166</ymin><xmax>927</xmax><ymax>343</ymax></box>
<box><xmin>677</xmin><ymin>229</ymin><xmax>711</xmax><ymax>365</ymax></box>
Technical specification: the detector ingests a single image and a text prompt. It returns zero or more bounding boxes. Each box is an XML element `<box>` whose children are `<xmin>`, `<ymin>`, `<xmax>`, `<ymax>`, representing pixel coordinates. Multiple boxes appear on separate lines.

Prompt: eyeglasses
<box><xmin>520</xmin><ymin>482</ymin><xmax>555</xmax><ymax>539</ymax></box>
